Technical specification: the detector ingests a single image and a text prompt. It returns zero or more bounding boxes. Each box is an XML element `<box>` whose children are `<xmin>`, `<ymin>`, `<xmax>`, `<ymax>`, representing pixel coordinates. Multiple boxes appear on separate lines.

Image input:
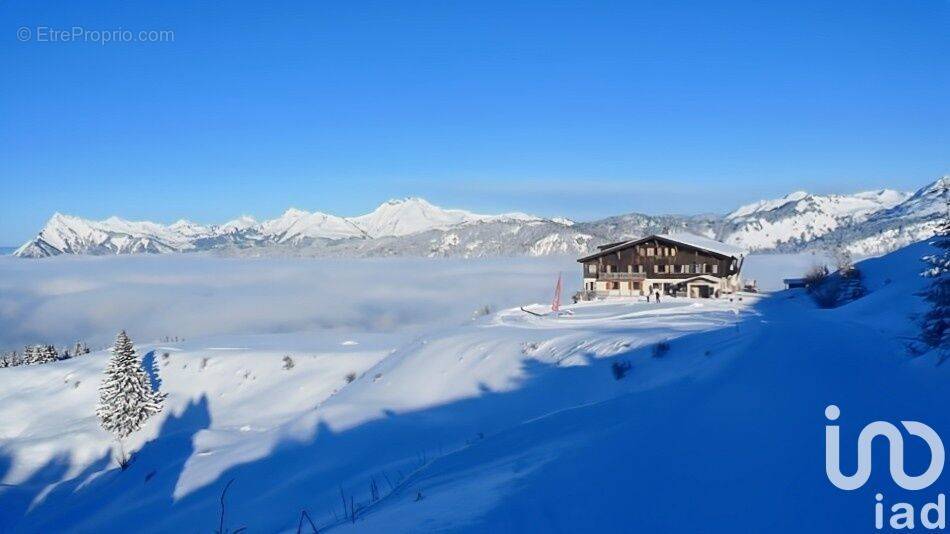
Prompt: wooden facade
<box><xmin>577</xmin><ymin>235</ymin><xmax>743</xmax><ymax>298</ymax></box>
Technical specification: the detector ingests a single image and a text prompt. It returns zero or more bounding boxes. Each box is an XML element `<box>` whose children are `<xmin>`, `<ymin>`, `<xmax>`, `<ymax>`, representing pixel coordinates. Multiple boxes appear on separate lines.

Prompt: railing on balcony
<box><xmin>598</xmin><ymin>272</ymin><xmax>646</xmax><ymax>281</ymax></box>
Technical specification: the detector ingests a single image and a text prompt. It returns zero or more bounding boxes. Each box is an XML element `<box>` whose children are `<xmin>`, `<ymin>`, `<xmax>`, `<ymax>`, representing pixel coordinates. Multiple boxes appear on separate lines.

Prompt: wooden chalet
<box><xmin>576</xmin><ymin>233</ymin><xmax>747</xmax><ymax>299</ymax></box>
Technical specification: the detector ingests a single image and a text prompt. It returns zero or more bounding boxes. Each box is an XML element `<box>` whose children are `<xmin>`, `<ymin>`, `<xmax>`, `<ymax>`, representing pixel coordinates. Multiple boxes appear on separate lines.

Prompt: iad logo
<box><xmin>825</xmin><ymin>404</ymin><xmax>945</xmax><ymax>491</ymax></box>
<box><xmin>825</xmin><ymin>405</ymin><xmax>947</xmax><ymax>530</ymax></box>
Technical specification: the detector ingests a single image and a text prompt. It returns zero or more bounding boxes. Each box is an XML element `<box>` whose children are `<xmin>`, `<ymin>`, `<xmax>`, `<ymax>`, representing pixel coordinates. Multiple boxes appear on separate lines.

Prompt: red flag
<box><xmin>552</xmin><ymin>272</ymin><xmax>562</xmax><ymax>313</ymax></box>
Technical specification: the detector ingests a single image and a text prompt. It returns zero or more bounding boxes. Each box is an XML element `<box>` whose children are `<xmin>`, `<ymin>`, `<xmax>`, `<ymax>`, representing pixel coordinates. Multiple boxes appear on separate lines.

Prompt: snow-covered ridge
<box><xmin>13</xmin><ymin>177</ymin><xmax>949</xmax><ymax>258</ymax></box>
<box><xmin>350</xmin><ymin>197</ymin><xmax>539</xmax><ymax>237</ymax></box>
<box><xmin>806</xmin><ymin>176</ymin><xmax>950</xmax><ymax>257</ymax></box>
<box><xmin>719</xmin><ymin>187</ymin><xmax>913</xmax><ymax>252</ymax></box>
<box><xmin>13</xmin><ymin>198</ymin><xmax>553</xmax><ymax>258</ymax></box>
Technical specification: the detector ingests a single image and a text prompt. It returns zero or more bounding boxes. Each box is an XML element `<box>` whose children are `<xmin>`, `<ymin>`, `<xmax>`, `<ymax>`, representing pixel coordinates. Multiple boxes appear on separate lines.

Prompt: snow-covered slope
<box><xmin>719</xmin><ymin>188</ymin><xmax>910</xmax><ymax>251</ymax></box>
<box><xmin>811</xmin><ymin>176</ymin><xmax>950</xmax><ymax>257</ymax></box>
<box><xmin>0</xmin><ymin>241</ymin><xmax>944</xmax><ymax>532</ymax></box>
<box><xmin>0</xmin><ymin>290</ymin><xmax>765</xmax><ymax>532</ymax></box>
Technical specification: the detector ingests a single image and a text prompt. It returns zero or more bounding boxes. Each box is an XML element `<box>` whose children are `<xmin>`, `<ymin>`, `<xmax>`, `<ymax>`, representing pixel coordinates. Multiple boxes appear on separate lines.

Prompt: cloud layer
<box><xmin>0</xmin><ymin>254</ymin><xmax>578</xmax><ymax>351</ymax></box>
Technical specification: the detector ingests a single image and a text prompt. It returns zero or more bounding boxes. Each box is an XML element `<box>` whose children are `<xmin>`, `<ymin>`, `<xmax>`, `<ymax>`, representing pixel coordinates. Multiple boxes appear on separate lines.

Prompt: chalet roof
<box><xmin>654</xmin><ymin>233</ymin><xmax>748</xmax><ymax>258</ymax></box>
<box><xmin>577</xmin><ymin>232</ymin><xmax>747</xmax><ymax>263</ymax></box>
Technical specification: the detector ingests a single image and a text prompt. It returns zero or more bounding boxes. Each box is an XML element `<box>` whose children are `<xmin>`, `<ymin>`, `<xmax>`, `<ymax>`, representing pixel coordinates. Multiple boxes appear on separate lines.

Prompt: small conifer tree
<box><xmin>74</xmin><ymin>341</ymin><xmax>90</xmax><ymax>356</ymax></box>
<box><xmin>96</xmin><ymin>331</ymin><xmax>166</xmax><ymax>468</ymax></box>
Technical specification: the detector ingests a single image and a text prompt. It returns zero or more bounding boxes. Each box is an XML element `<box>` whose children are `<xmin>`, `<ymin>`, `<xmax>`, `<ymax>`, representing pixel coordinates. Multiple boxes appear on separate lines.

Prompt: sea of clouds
<box><xmin>0</xmin><ymin>254</ymin><xmax>580</xmax><ymax>351</ymax></box>
<box><xmin>0</xmin><ymin>252</ymin><xmax>821</xmax><ymax>351</ymax></box>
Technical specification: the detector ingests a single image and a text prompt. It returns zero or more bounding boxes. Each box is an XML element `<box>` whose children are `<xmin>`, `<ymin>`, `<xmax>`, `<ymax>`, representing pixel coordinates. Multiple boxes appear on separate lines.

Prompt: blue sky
<box><xmin>1</xmin><ymin>1</ymin><xmax>947</xmax><ymax>244</ymax></box>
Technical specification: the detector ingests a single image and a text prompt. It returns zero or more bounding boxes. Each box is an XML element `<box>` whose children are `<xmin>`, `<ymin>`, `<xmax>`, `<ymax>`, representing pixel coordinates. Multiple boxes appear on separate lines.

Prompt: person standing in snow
<box><xmin>655</xmin><ymin>290</ymin><xmax>661</xmax><ymax>303</ymax></box>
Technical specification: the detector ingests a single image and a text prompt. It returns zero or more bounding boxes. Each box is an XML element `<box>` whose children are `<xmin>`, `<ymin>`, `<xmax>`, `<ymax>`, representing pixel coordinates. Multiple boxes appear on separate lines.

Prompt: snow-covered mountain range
<box><xmin>13</xmin><ymin>177</ymin><xmax>949</xmax><ymax>259</ymax></box>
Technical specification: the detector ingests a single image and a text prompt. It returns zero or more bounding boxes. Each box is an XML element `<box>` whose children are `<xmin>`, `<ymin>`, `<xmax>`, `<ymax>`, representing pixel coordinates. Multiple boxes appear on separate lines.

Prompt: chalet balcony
<box><xmin>598</xmin><ymin>272</ymin><xmax>646</xmax><ymax>281</ymax></box>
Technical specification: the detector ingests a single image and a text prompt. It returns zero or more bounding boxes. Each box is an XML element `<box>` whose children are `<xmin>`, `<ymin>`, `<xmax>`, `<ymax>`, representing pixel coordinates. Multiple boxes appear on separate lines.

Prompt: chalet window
<box><xmin>646</xmin><ymin>248</ymin><xmax>655</xmax><ymax>256</ymax></box>
<box><xmin>636</xmin><ymin>264</ymin><xmax>644</xmax><ymax>273</ymax></box>
<box><xmin>653</xmin><ymin>265</ymin><xmax>660</xmax><ymax>273</ymax></box>
<box><xmin>712</xmin><ymin>264</ymin><xmax>719</xmax><ymax>274</ymax></box>
<box><xmin>627</xmin><ymin>265</ymin><xmax>632</xmax><ymax>273</ymax></box>
<box><xmin>666</xmin><ymin>265</ymin><xmax>673</xmax><ymax>273</ymax></box>
<box><xmin>588</xmin><ymin>264</ymin><xmax>596</xmax><ymax>274</ymax></box>
<box><xmin>671</xmin><ymin>248</ymin><xmax>677</xmax><ymax>256</ymax></box>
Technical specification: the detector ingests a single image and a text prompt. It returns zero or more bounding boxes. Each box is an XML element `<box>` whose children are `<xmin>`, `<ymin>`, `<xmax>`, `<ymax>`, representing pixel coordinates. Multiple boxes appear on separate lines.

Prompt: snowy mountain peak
<box><xmin>881</xmin><ymin>177</ymin><xmax>948</xmax><ymax>218</ymax></box>
<box><xmin>550</xmin><ymin>217</ymin><xmax>575</xmax><ymax>227</ymax></box>
<box><xmin>350</xmin><ymin>197</ymin><xmax>544</xmax><ymax>238</ymax></box>
<box><xmin>352</xmin><ymin>197</ymin><xmax>481</xmax><ymax>237</ymax></box>
<box><xmin>42</xmin><ymin>212</ymin><xmax>85</xmax><ymax>231</ymax></box>
<box><xmin>281</xmin><ymin>207</ymin><xmax>310</xmax><ymax>218</ymax></box>
<box><xmin>219</xmin><ymin>215</ymin><xmax>258</xmax><ymax>233</ymax></box>
<box><xmin>919</xmin><ymin>175</ymin><xmax>950</xmax><ymax>196</ymax></box>
<box><xmin>12</xmin><ymin>177</ymin><xmax>946</xmax><ymax>258</ymax></box>
<box><xmin>168</xmin><ymin>219</ymin><xmax>212</xmax><ymax>237</ymax></box>
<box><xmin>256</xmin><ymin>208</ymin><xmax>365</xmax><ymax>242</ymax></box>
<box><xmin>383</xmin><ymin>197</ymin><xmax>430</xmax><ymax>206</ymax></box>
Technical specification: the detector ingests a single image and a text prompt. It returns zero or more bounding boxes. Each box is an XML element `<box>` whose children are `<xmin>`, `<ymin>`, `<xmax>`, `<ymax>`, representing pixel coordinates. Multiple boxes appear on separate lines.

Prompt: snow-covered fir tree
<box><xmin>21</xmin><ymin>345</ymin><xmax>60</xmax><ymax>365</ymax></box>
<box><xmin>23</xmin><ymin>345</ymin><xmax>40</xmax><ymax>365</ymax></box>
<box><xmin>38</xmin><ymin>345</ymin><xmax>59</xmax><ymax>364</ymax></box>
<box><xmin>74</xmin><ymin>341</ymin><xmax>90</xmax><ymax>356</ymax></box>
<box><xmin>96</xmin><ymin>331</ymin><xmax>166</xmax><ymax>468</ymax></box>
<box><xmin>919</xmin><ymin>212</ymin><xmax>950</xmax><ymax>362</ymax></box>
<box><xmin>4</xmin><ymin>351</ymin><xmax>22</xmax><ymax>367</ymax></box>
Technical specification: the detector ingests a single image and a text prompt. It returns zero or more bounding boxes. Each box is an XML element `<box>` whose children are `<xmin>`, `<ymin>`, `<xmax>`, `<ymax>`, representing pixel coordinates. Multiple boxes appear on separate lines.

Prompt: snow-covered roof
<box><xmin>578</xmin><ymin>232</ymin><xmax>747</xmax><ymax>262</ymax></box>
<box><xmin>655</xmin><ymin>233</ymin><xmax>748</xmax><ymax>257</ymax></box>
